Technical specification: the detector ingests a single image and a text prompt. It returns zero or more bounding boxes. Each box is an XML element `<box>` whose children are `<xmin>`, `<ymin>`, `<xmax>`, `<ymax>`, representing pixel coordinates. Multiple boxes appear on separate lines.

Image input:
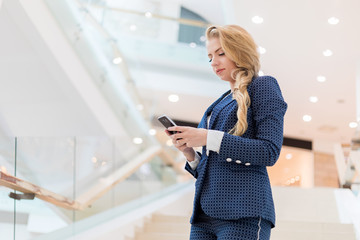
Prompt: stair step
<box><xmin>144</xmin><ymin>222</ymin><xmax>191</xmax><ymax>233</ymax></box>
<box><xmin>151</xmin><ymin>214</ymin><xmax>190</xmax><ymax>223</ymax></box>
<box><xmin>275</xmin><ymin>221</ymin><xmax>355</xmax><ymax>233</ymax></box>
<box><xmin>271</xmin><ymin>230</ymin><xmax>356</xmax><ymax>240</ymax></box>
<box><xmin>135</xmin><ymin>232</ymin><xmax>188</xmax><ymax>240</ymax></box>
<box><xmin>134</xmin><ymin>214</ymin><xmax>356</xmax><ymax>240</ymax></box>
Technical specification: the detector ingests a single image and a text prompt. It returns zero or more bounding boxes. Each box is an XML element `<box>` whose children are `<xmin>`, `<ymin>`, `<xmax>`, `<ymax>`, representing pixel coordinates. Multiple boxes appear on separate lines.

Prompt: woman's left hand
<box><xmin>168</xmin><ymin>126</ymin><xmax>208</xmax><ymax>148</ymax></box>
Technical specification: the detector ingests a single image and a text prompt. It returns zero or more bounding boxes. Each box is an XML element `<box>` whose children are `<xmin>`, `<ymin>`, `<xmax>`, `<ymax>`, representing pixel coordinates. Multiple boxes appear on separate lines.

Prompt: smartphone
<box><xmin>157</xmin><ymin>115</ymin><xmax>177</xmax><ymax>135</ymax></box>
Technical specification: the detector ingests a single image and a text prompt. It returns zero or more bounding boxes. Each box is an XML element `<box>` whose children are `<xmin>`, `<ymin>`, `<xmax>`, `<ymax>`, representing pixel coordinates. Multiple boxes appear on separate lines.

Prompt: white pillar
<box><xmin>0</xmin><ymin>0</ymin><xmax>3</xmax><ymax>9</ymax></box>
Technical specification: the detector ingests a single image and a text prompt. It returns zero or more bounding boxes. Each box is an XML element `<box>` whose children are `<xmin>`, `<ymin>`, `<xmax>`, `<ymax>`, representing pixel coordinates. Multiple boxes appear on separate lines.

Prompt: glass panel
<box><xmin>32</xmin><ymin>157</ymin><xmax>183</xmax><ymax>240</ymax></box>
<box><xmin>8</xmin><ymin>135</ymin><xmax>177</xmax><ymax>238</ymax></box>
<box><xmin>14</xmin><ymin>137</ymin><xmax>75</xmax><ymax>239</ymax></box>
<box><xmin>0</xmin><ymin>136</ymin><xmax>15</xmax><ymax>240</ymax></box>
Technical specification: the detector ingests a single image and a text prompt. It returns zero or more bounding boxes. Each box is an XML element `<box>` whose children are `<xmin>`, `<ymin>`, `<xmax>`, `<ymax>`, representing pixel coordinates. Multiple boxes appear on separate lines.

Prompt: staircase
<box><xmin>127</xmin><ymin>186</ymin><xmax>358</xmax><ymax>240</ymax></box>
<box><xmin>129</xmin><ymin>213</ymin><xmax>355</xmax><ymax>240</ymax></box>
<box><xmin>132</xmin><ymin>214</ymin><xmax>190</xmax><ymax>240</ymax></box>
<box><xmin>271</xmin><ymin>220</ymin><xmax>355</xmax><ymax>240</ymax></box>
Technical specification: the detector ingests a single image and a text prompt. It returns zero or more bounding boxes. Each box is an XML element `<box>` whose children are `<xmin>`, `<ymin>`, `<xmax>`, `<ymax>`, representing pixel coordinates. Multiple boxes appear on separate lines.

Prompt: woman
<box><xmin>166</xmin><ymin>25</ymin><xmax>287</xmax><ymax>240</ymax></box>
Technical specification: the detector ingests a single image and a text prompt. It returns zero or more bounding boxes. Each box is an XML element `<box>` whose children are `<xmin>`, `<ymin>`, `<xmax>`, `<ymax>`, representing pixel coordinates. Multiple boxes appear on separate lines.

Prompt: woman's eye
<box><xmin>219</xmin><ymin>53</ymin><xmax>225</xmax><ymax>56</ymax></box>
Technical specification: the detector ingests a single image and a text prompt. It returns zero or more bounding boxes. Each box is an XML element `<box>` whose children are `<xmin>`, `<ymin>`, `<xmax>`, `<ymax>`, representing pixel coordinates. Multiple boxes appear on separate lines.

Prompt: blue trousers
<box><xmin>190</xmin><ymin>209</ymin><xmax>271</xmax><ymax>240</ymax></box>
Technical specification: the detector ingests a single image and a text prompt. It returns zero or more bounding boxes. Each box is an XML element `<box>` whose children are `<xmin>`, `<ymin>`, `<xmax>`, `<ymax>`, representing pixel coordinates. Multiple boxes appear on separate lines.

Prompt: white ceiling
<box><xmin>1</xmin><ymin>0</ymin><xmax>359</xmax><ymax>153</ymax></box>
<box><xmin>137</xmin><ymin>0</ymin><xmax>360</xmax><ymax>152</ymax></box>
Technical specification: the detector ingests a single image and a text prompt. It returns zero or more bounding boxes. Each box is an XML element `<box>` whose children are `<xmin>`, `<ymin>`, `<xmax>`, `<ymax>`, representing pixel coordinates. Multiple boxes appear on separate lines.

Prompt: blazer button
<box><xmin>245</xmin><ymin>163</ymin><xmax>251</xmax><ymax>166</ymax></box>
<box><xmin>235</xmin><ymin>160</ymin><xmax>241</xmax><ymax>164</ymax></box>
<box><xmin>226</xmin><ymin>158</ymin><xmax>232</xmax><ymax>163</ymax></box>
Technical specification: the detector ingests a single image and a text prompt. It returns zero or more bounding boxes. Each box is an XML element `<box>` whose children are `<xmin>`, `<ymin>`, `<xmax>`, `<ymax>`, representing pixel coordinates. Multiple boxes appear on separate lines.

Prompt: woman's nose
<box><xmin>211</xmin><ymin>58</ymin><xmax>218</xmax><ymax>67</ymax></box>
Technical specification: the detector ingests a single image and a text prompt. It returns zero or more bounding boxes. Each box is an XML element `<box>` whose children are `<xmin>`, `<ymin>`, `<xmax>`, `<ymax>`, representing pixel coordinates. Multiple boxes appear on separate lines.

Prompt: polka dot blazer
<box><xmin>185</xmin><ymin>76</ymin><xmax>287</xmax><ymax>228</ymax></box>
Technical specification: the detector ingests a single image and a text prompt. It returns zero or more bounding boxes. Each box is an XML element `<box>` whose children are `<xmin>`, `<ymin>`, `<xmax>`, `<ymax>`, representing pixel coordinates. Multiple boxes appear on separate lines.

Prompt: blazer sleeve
<box><xmin>218</xmin><ymin>76</ymin><xmax>287</xmax><ymax>167</ymax></box>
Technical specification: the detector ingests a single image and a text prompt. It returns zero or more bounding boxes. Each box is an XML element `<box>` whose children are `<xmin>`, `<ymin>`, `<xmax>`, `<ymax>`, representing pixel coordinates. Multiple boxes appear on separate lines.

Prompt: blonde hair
<box><xmin>206</xmin><ymin>25</ymin><xmax>260</xmax><ymax>136</ymax></box>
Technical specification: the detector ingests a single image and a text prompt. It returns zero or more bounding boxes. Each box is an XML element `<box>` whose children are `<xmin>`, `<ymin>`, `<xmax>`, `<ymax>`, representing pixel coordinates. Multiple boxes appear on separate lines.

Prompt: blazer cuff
<box><xmin>187</xmin><ymin>152</ymin><xmax>201</xmax><ymax>170</ymax></box>
<box><xmin>206</xmin><ymin>130</ymin><xmax>224</xmax><ymax>155</ymax></box>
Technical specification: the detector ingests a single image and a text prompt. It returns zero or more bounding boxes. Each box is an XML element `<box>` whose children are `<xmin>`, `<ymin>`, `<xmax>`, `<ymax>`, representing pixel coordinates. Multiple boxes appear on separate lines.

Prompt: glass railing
<box><xmin>0</xmin><ymin>135</ymin><xmax>181</xmax><ymax>239</ymax></box>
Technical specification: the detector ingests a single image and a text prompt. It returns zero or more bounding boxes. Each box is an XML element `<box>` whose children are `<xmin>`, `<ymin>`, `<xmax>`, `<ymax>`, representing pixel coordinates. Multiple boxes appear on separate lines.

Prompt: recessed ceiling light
<box><xmin>258</xmin><ymin>70</ymin><xmax>264</xmax><ymax>76</ymax></box>
<box><xmin>309</xmin><ymin>96</ymin><xmax>318</xmax><ymax>103</ymax></box>
<box><xmin>323</xmin><ymin>49</ymin><xmax>333</xmax><ymax>57</ymax></box>
<box><xmin>349</xmin><ymin>122</ymin><xmax>358</xmax><ymax>128</ymax></box>
<box><xmin>252</xmin><ymin>16</ymin><xmax>264</xmax><ymax>24</ymax></box>
<box><xmin>258</xmin><ymin>46</ymin><xmax>266</xmax><ymax>54</ymax></box>
<box><xmin>92</xmin><ymin>157</ymin><xmax>97</xmax><ymax>163</ymax></box>
<box><xmin>189</xmin><ymin>42</ymin><xmax>197</xmax><ymax>48</ymax></box>
<box><xmin>149</xmin><ymin>129</ymin><xmax>157</xmax><ymax>135</ymax></box>
<box><xmin>168</xmin><ymin>94</ymin><xmax>179</xmax><ymax>102</ymax></box>
<box><xmin>303</xmin><ymin>115</ymin><xmax>312</xmax><ymax>122</ymax></box>
<box><xmin>130</xmin><ymin>24</ymin><xmax>137</xmax><ymax>31</ymax></box>
<box><xmin>145</xmin><ymin>12</ymin><xmax>152</xmax><ymax>18</ymax></box>
<box><xmin>285</xmin><ymin>153</ymin><xmax>293</xmax><ymax>160</ymax></box>
<box><xmin>133</xmin><ymin>137</ymin><xmax>143</xmax><ymax>144</ymax></box>
<box><xmin>317</xmin><ymin>75</ymin><xmax>326</xmax><ymax>83</ymax></box>
<box><xmin>328</xmin><ymin>17</ymin><xmax>339</xmax><ymax>25</ymax></box>
<box><xmin>200</xmin><ymin>36</ymin><xmax>206</xmax><ymax>42</ymax></box>
<box><xmin>113</xmin><ymin>57</ymin><xmax>123</xmax><ymax>64</ymax></box>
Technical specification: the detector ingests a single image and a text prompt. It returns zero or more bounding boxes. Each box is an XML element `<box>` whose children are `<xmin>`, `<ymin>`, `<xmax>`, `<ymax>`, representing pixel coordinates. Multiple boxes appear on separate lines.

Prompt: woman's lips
<box><xmin>216</xmin><ymin>68</ymin><xmax>225</xmax><ymax>74</ymax></box>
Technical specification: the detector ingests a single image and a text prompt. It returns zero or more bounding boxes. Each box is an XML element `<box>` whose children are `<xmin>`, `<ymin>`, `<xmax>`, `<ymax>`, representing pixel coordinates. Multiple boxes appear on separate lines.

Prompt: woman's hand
<box><xmin>165</xmin><ymin>126</ymin><xmax>207</xmax><ymax>162</ymax></box>
<box><xmin>168</xmin><ymin>126</ymin><xmax>208</xmax><ymax>148</ymax></box>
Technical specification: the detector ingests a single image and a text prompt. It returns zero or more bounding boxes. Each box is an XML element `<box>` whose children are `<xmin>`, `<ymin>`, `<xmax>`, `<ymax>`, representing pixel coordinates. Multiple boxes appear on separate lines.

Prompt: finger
<box><xmin>168</xmin><ymin>126</ymin><xmax>188</xmax><ymax>132</ymax></box>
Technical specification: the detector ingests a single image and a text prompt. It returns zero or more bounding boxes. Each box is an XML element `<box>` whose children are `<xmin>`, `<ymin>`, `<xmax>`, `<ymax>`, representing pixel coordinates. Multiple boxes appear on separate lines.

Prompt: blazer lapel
<box><xmin>208</xmin><ymin>91</ymin><xmax>234</xmax><ymax>129</ymax></box>
<box><xmin>199</xmin><ymin>90</ymin><xmax>229</xmax><ymax>129</ymax></box>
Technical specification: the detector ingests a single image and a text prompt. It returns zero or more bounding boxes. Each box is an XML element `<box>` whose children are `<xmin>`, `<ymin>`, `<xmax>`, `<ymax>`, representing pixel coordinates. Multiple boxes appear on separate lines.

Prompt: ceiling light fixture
<box><xmin>168</xmin><ymin>94</ymin><xmax>179</xmax><ymax>103</ymax></box>
<box><xmin>328</xmin><ymin>17</ymin><xmax>339</xmax><ymax>25</ymax></box>
<box><xmin>145</xmin><ymin>12</ymin><xmax>152</xmax><ymax>18</ymax></box>
<box><xmin>303</xmin><ymin>115</ymin><xmax>312</xmax><ymax>122</ymax></box>
<box><xmin>285</xmin><ymin>153</ymin><xmax>293</xmax><ymax>160</ymax></box>
<box><xmin>349</xmin><ymin>122</ymin><xmax>358</xmax><ymax>128</ymax></box>
<box><xmin>149</xmin><ymin>129</ymin><xmax>157</xmax><ymax>135</ymax></box>
<box><xmin>258</xmin><ymin>70</ymin><xmax>264</xmax><ymax>76</ymax></box>
<box><xmin>113</xmin><ymin>57</ymin><xmax>123</xmax><ymax>64</ymax></box>
<box><xmin>323</xmin><ymin>49</ymin><xmax>333</xmax><ymax>57</ymax></box>
<box><xmin>189</xmin><ymin>42</ymin><xmax>197</xmax><ymax>48</ymax></box>
<box><xmin>317</xmin><ymin>75</ymin><xmax>326</xmax><ymax>83</ymax></box>
<box><xmin>133</xmin><ymin>137</ymin><xmax>143</xmax><ymax>144</ymax></box>
<box><xmin>252</xmin><ymin>16</ymin><xmax>264</xmax><ymax>24</ymax></box>
<box><xmin>129</xmin><ymin>24</ymin><xmax>137</xmax><ymax>31</ymax></box>
<box><xmin>258</xmin><ymin>46</ymin><xmax>266</xmax><ymax>54</ymax></box>
<box><xmin>309</xmin><ymin>96</ymin><xmax>319</xmax><ymax>103</ymax></box>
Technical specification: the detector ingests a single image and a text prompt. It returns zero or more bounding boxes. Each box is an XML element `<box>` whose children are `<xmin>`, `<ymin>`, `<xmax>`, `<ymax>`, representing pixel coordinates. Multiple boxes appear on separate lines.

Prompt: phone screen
<box><xmin>158</xmin><ymin>115</ymin><xmax>177</xmax><ymax>134</ymax></box>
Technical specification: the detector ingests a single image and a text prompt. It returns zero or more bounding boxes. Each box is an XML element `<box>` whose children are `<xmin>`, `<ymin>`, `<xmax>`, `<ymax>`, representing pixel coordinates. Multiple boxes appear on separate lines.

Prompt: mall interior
<box><xmin>0</xmin><ymin>0</ymin><xmax>360</xmax><ymax>239</ymax></box>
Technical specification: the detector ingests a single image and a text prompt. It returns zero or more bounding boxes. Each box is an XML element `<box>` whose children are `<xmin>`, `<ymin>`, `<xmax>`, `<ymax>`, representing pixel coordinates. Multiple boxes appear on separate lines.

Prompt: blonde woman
<box><xmin>166</xmin><ymin>25</ymin><xmax>287</xmax><ymax>240</ymax></box>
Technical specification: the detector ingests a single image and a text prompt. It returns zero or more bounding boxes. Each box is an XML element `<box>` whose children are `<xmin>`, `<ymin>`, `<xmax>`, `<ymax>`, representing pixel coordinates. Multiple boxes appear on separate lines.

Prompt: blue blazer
<box><xmin>185</xmin><ymin>76</ymin><xmax>287</xmax><ymax>227</ymax></box>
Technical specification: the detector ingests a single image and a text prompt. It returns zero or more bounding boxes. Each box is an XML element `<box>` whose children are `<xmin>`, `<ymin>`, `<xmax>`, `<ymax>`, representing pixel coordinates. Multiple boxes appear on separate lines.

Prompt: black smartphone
<box><xmin>157</xmin><ymin>115</ymin><xmax>177</xmax><ymax>135</ymax></box>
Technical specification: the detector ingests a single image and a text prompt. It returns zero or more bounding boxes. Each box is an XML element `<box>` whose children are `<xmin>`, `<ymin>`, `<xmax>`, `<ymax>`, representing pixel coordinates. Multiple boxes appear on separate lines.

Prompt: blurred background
<box><xmin>0</xmin><ymin>0</ymin><xmax>360</xmax><ymax>239</ymax></box>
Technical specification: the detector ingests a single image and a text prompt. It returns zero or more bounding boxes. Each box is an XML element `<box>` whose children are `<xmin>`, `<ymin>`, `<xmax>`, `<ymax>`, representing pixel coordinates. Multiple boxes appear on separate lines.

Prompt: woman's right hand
<box><xmin>165</xmin><ymin>130</ymin><xmax>196</xmax><ymax>161</ymax></box>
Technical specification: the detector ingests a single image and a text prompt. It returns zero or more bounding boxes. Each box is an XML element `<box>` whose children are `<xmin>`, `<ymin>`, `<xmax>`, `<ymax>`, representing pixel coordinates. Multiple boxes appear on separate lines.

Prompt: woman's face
<box><xmin>206</xmin><ymin>37</ymin><xmax>237</xmax><ymax>84</ymax></box>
